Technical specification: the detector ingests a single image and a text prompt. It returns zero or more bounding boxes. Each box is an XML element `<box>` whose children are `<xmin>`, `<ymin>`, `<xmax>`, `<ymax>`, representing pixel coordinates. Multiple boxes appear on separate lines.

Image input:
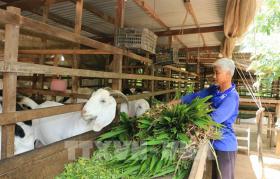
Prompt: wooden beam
<box><xmin>0</xmin><ymin>132</ymin><xmax>97</xmax><ymax>178</ymax></box>
<box><xmin>184</xmin><ymin>2</ymin><xmax>206</xmax><ymax>46</ymax></box>
<box><xmin>240</xmin><ymin>98</ymin><xmax>280</xmax><ymax>104</ymax></box>
<box><xmin>112</xmin><ymin>0</ymin><xmax>125</xmax><ymax>91</ymax></box>
<box><xmin>0</xmin><ymin>61</ymin><xmax>189</xmax><ymax>82</ymax></box>
<box><xmin>81</xmin><ymin>0</ymin><xmax>115</xmax><ymax>25</ymax></box>
<box><xmin>133</xmin><ymin>0</ymin><xmax>169</xmax><ymax>29</ymax></box>
<box><xmin>18</xmin><ymin>49</ymin><xmax>116</xmax><ymax>55</ymax></box>
<box><xmin>18</xmin><ymin>49</ymin><xmax>152</xmax><ymax>64</ymax></box>
<box><xmin>163</xmin><ymin>65</ymin><xmax>198</xmax><ymax>76</ymax></box>
<box><xmin>155</xmin><ymin>25</ymin><xmax>224</xmax><ymax>36</ymax></box>
<box><xmin>182</xmin><ymin>45</ymin><xmax>221</xmax><ymax>52</ymax></box>
<box><xmin>72</xmin><ymin>0</ymin><xmax>83</xmax><ymax>102</ymax></box>
<box><xmin>133</xmin><ymin>0</ymin><xmax>188</xmax><ymax>48</ymax></box>
<box><xmin>0</xmin><ymin>89</ymin><xmax>176</xmax><ymax>126</ymax></box>
<box><xmin>1</xmin><ymin>6</ymin><xmax>20</xmax><ymax>159</ymax></box>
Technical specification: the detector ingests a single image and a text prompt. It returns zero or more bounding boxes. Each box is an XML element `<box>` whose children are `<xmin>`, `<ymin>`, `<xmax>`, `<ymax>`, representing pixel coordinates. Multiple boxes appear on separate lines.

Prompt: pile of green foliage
<box><xmin>58</xmin><ymin>96</ymin><xmax>222</xmax><ymax>179</ymax></box>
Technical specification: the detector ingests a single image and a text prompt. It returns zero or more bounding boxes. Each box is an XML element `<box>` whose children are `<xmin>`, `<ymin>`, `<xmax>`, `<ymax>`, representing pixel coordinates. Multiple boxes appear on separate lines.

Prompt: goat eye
<box><xmin>100</xmin><ymin>99</ymin><xmax>106</xmax><ymax>103</ymax></box>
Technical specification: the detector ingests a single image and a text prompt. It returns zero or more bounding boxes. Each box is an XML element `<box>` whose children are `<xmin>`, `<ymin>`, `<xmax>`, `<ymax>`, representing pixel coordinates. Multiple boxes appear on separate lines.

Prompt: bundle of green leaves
<box><xmin>58</xmin><ymin>96</ymin><xmax>222</xmax><ymax>179</ymax></box>
<box><xmin>97</xmin><ymin>96</ymin><xmax>222</xmax><ymax>178</ymax></box>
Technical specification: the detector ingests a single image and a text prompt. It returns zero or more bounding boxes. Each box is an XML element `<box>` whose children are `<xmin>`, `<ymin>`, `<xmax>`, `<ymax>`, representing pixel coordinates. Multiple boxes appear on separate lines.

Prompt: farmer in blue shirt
<box><xmin>169</xmin><ymin>58</ymin><xmax>239</xmax><ymax>179</ymax></box>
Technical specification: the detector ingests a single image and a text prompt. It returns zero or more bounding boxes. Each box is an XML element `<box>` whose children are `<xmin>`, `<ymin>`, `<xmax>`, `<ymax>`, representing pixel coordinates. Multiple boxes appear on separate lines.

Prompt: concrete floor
<box><xmin>234</xmin><ymin>123</ymin><xmax>280</xmax><ymax>179</ymax></box>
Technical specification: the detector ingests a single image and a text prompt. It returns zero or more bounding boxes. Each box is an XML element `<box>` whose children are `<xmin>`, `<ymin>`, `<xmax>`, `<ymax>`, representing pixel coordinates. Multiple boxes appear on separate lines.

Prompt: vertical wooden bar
<box><xmin>112</xmin><ymin>0</ymin><xmax>125</xmax><ymax>91</ymax></box>
<box><xmin>195</xmin><ymin>59</ymin><xmax>200</xmax><ymax>91</ymax></box>
<box><xmin>256</xmin><ymin>109</ymin><xmax>264</xmax><ymax>178</ymax></box>
<box><xmin>38</xmin><ymin>4</ymin><xmax>49</xmax><ymax>89</ymax></box>
<box><xmin>143</xmin><ymin>53</ymin><xmax>150</xmax><ymax>90</ymax></box>
<box><xmin>1</xmin><ymin>7</ymin><xmax>20</xmax><ymax>159</ymax></box>
<box><xmin>166</xmin><ymin>68</ymin><xmax>172</xmax><ymax>101</ymax></box>
<box><xmin>72</xmin><ymin>0</ymin><xmax>83</xmax><ymax>102</ymax></box>
<box><xmin>149</xmin><ymin>65</ymin><xmax>155</xmax><ymax>104</ymax></box>
<box><xmin>275</xmin><ymin>104</ymin><xmax>280</xmax><ymax>155</ymax></box>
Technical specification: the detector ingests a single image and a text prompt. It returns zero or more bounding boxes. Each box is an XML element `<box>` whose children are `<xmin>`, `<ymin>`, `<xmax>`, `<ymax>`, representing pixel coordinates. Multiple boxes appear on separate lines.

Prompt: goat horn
<box><xmin>103</xmin><ymin>87</ymin><xmax>129</xmax><ymax>107</ymax></box>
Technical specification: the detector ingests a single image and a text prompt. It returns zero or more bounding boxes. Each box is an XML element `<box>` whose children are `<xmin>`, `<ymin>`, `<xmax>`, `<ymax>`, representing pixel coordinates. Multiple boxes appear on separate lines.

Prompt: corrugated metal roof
<box><xmin>3</xmin><ymin>0</ymin><xmax>227</xmax><ymax>48</ymax></box>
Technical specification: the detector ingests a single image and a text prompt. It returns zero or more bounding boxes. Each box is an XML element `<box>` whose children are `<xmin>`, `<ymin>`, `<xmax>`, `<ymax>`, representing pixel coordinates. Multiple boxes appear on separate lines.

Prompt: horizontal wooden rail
<box><xmin>18</xmin><ymin>49</ymin><xmax>114</xmax><ymax>55</ymax></box>
<box><xmin>164</xmin><ymin>65</ymin><xmax>198</xmax><ymax>77</ymax></box>
<box><xmin>0</xmin><ymin>8</ymin><xmax>152</xmax><ymax>64</ymax></box>
<box><xmin>0</xmin><ymin>89</ymin><xmax>176</xmax><ymax>125</ymax></box>
<box><xmin>0</xmin><ymin>61</ymin><xmax>189</xmax><ymax>82</ymax></box>
<box><xmin>240</xmin><ymin>98</ymin><xmax>280</xmax><ymax>104</ymax></box>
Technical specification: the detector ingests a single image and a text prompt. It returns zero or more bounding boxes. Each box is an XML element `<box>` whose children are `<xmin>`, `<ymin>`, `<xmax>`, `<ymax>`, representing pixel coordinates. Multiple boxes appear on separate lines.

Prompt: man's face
<box><xmin>213</xmin><ymin>66</ymin><xmax>231</xmax><ymax>86</ymax></box>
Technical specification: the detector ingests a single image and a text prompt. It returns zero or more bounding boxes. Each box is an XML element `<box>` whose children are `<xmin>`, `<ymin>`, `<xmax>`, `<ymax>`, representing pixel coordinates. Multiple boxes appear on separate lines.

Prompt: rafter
<box><xmin>155</xmin><ymin>25</ymin><xmax>223</xmax><ymax>36</ymax></box>
<box><xmin>133</xmin><ymin>0</ymin><xmax>188</xmax><ymax>48</ymax></box>
<box><xmin>69</xmin><ymin>0</ymin><xmax>116</xmax><ymax>25</ymax></box>
<box><xmin>184</xmin><ymin>1</ymin><xmax>206</xmax><ymax>46</ymax></box>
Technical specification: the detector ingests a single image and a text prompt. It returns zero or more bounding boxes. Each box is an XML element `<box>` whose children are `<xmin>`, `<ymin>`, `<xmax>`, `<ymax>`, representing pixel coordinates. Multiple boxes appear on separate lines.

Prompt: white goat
<box><xmin>32</xmin><ymin>89</ymin><xmax>127</xmax><ymax>145</ymax></box>
<box><xmin>120</xmin><ymin>99</ymin><xmax>150</xmax><ymax>117</ymax></box>
<box><xmin>0</xmin><ymin>100</ymin><xmax>35</xmax><ymax>158</ymax></box>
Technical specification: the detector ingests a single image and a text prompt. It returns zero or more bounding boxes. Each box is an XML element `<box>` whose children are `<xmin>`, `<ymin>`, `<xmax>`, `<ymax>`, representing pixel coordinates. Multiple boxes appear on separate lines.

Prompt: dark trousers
<box><xmin>212</xmin><ymin>150</ymin><xmax>236</xmax><ymax>179</ymax></box>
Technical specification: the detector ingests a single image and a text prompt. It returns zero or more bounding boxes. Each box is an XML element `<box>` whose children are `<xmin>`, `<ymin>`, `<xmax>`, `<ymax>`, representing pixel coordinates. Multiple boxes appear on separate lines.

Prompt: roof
<box><xmin>0</xmin><ymin>0</ymin><xmax>227</xmax><ymax>49</ymax></box>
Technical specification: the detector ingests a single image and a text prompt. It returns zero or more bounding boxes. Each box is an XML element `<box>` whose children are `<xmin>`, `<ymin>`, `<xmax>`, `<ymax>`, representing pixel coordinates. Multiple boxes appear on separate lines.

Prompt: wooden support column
<box><xmin>38</xmin><ymin>4</ymin><xmax>49</xmax><ymax>89</ymax></box>
<box><xmin>256</xmin><ymin>109</ymin><xmax>264</xmax><ymax>178</ymax></box>
<box><xmin>195</xmin><ymin>59</ymin><xmax>200</xmax><ymax>91</ymax></box>
<box><xmin>275</xmin><ymin>104</ymin><xmax>280</xmax><ymax>155</ymax></box>
<box><xmin>1</xmin><ymin>7</ymin><xmax>20</xmax><ymax>159</ymax></box>
<box><xmin>143</xmin><ymin>53</ymin><xmax>150</xmax><ymax>90</ymax></box>
<box><xmin>166</xmin><ymin>68</ymin><xmax>172</xmax><ymax>101</ymax></box>
<box><xmin>149</xmin><ymin>65</ymin><xmax>155</xmax><ymax>104</ymax></box>
<box><xmin>112</xmin><ymin>0</ymin><xmax>124</xmax><ymax>91</ymax></box>
<box><xmin>72</xmin><ymin>0</ymin><xmax>83</xmax><ymax>102</ymax></box>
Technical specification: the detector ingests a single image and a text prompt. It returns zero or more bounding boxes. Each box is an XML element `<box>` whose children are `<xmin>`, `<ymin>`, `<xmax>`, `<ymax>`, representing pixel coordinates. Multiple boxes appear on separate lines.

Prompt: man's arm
<box><xmin>168</xmin><ymin>86</ymin><xmax>213</xmax><ymax>105</ymax></box>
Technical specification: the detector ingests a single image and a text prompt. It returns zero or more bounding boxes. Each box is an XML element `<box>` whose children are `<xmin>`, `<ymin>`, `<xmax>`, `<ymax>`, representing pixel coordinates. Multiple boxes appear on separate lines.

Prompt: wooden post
<box><xmin>149</xmin><ymin>65</ymin><xmax>155</xmax><ymax>104</ymax></box>
<box><xmin>256</xmin><ymin>108</ymin><xmax>264</xmax><ymax>178</ymax></box>
<box><xmin>166</xmin><ymin>68</ymin><xmax>172</xmax><ymax>101</ymax></box>
<box><xmin>1</xmin><ymin>7</ymin><xmax>20</xmax><ymax>159</ymax></box>
<box><xmin>38</xmin><ymin>4</ymin><xmax>49</xmax><ymax>89</ymax></box>
<box><xmin>72</xmin><ymin>0</ymin><xmax>83</xmax><ymax>102</ymax></box>
<box><xmin>112</xmin><ymin>0</ymin><xmax>124</xmax><ymax>91</ymax></box>
<box><xmin>276</xmin><ymin>104</ymin><xmax>280</xmax><ymax>155</ymax></box>
<box><xmin>195</xmin><ymin>59</ymin><xmax>200</xmax><ymax>91</ymax></box>
<box><xmin>276</xmin><ymin>128</ymin><xmax>280</xmax><ymax>155</ymax></box>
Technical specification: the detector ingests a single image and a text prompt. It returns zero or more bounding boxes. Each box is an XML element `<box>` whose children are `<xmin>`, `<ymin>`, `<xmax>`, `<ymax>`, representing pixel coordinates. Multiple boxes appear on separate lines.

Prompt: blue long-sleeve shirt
<box><xmin>181</xmin><ymin>84</ymin><xmax>239</xmax><ymax>151</ymax></box>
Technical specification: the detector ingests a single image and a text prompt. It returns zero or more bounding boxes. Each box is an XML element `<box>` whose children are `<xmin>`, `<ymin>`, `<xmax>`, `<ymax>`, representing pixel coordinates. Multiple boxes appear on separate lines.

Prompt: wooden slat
<box><xmin>181</xmin><ymin>45</ymin><xmax>221</xmax><ymax>52</ymax></box>
<box><xmin>0</xmin><ymin>89</ymin><xmax>176</xmax><ymax>125</ymax></box>
<box><xmin>18</xmin><ymin>49</ymin><xmax>114</xmax><ymax>55</ymax></box>
<box><xmin>189</xmin><ymin>143</ymin><xmax>209</xmax><ymax>179</ymax></box>
<box><xmin>164</xmin><ymin>65</ymin><xmax>198</xmax><ymax>76</ymax></box>
<box><xmin>155</xmin><ymin>25</ymin><xmax>224</xmax><ymax>36</ymax></box>
<box><xmin>0</xmin><ymin>61</ymin><xmax>189</xmax><ymax>82</ymax></box>
<box><xmin>1</xmin><ymin>6</ymin><xmax>20</xmax><ymax>159</ymax></box>
<box><xmin>0</xmin><ymin>131</ymin><xmax>97</xmax><ymax>176</ymax></box>
<box><xmin>0</xmin><ymin>103</ymin><xmax>83</xmax><ymax>125</ymax></box>
<box><xmin>240</xmin><ymin>98</ymin><xmax>280</xmax><ymax>104</ymax></box>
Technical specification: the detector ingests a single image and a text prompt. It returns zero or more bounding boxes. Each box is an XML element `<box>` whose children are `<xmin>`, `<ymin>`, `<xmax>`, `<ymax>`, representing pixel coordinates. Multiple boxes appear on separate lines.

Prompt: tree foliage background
<box><xmin>241</xmin><ymin>0</ymin><xmax>280</xmax><ymax>85</ymax></box>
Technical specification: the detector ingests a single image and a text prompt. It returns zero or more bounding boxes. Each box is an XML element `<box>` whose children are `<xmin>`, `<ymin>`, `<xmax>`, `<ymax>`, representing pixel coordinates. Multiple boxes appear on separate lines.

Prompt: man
<box><xmin>169</xmin><ymin>58</ymin><xmax>239</xmax><ymax>179</ymax></box>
